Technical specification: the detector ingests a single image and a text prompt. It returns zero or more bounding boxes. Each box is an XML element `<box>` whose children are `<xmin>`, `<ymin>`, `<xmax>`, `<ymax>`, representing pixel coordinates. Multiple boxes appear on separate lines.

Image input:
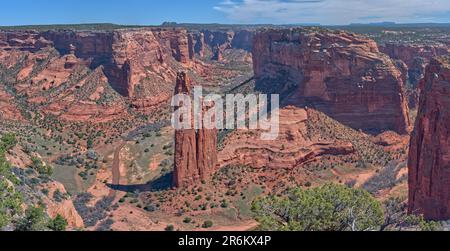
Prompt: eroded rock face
<box><xmin>408</xmin><ymin>56</ymin><xmax>450</xmax><ymax>221</ymax></box>
<box><xmin>253</xmin><ymin>28</ymin><xmax>411</xmax><ymax>134</ymax></box>
<box><xmin>42</xmin><ymin>30</ymin><xmax>113</xmax><ymax>62</ymax></box>
<box><xmin>218</xmin><ymin>107</ymin><xmax>355</xmax><ymax>169</ymax></box>
<box><xmin>189</xmin><ymin>29</ymin><xmax>253</xmax><ymax>60</ymax></box>
<box><xmin>211</xmin><ymin>45</ymin><xmax>223</xmax><ymax>61</ymax></box>
<box><xmin>0</xmin><ymin>31</ymin><xmax>53</xmax><ymax>51</ymax></box>
<box><xmin>381</xmin><ymin>43</ymin><xmax>450</xmax><ymax>86</ymax></box>
<box><xmin>2</xmin><ymin>29</ymin><xmax>193</xmax><ymax>99</ymax></box>
<box><xmin>192</xmin><ymin>33</ymin><xmax>205</xmax><ymax>57</ymax></box>
<box><xmin>100</xmin><ymin>28</ymin><xmax>193</xmax><ymax>99</ymax></box>
<box><xmin>0</xmin><ymin>28</ymin><xmax>198</xmax><ymax>119</ymax></box>
<box><xmin>173</xmin><ymin>72</ymin><xmax>218</xmax><ymax>188</ymax></box>
<box><xmin>231</xmin><ymin>30</ymin><xmax>254</xmax><ymax>51</ymax></box>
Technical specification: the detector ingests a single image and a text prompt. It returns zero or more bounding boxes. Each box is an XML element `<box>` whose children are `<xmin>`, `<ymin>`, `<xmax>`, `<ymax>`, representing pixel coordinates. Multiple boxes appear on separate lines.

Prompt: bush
<box><xmin>165</xmin><ymin>225</ymin><xmax>175</xmax><ymax>231</ymax></box>
<box><xmin>0</xmin><ymin>133</ymin><xmax>17</xmax><ymax>151</ymax></box>
<box><xmin>144</xmin><ymin>204</ymin><xmax>156</xmax><ymax>212</ymax></box>
<box><xmin>252</xmin><ymin>183</ymin><xmax>384</xmax><ymax>231</ymax></box>
<box><xmin>0</xmin><ymin>134</ymin><xmax>24</xmax><ymax>228</ymax></box>
<box><xmin>30</xmin><ymin>156</ymin><xmax>53</xmax><ymax>176</ymax></box>
<box><xmin>202</xmin><ymin>220</ymin><xmax>213</xmax><ymax>229</ymax></box>
<box><xmin>0</xmin><ymin>179</ymin><xmax>24</xmax><ymax>228</ymax></box>
<box><xmin>48</xmin><ymin>214</ymin><xmax>68</xmax><ymax>231</ymax></box>
<box><xmin>220</xmin><ymin>200</ymin><xmax>229</xmax><ymax>208</ymax></box>
<box><xmin>183</xmin><ymin>217</ymin><xmax>192</xmax><ymax>224</ymax></box>
<box><xmin>16</xmin><ymin>206</ymin><xmax>48</xmax><ymax>231</ymax></box>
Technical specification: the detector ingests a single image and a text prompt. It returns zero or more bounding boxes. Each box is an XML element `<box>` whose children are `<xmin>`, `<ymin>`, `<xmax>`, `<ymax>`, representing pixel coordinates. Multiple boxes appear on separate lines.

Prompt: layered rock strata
<box><xmin>253</xmin><ymin>28</ymin><xmax>411</xmax><ymax>134</ymax></box>
<box><xmin>408</xmin><ymin>56</ymin><xmax>450</xmax><ymax>220</ymax></box>
<box><xmin>173</xmin><ymin>72</ymin><xmax>218</xmax><ymax>188</ymax></box>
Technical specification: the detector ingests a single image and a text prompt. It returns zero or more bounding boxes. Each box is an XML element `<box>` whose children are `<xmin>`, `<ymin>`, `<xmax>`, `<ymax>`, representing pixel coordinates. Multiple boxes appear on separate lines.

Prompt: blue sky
<box><xmin>1</xmin><ymin>0</ymin><xmax>450</xmax><ymax>26</ymax></box>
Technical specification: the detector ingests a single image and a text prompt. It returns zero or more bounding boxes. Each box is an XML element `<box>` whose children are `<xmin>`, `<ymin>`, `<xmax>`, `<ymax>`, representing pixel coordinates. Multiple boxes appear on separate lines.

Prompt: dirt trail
<box><xmin>109</xmin><ymin>141</ymin><xmax>126</xmax><ymax>197</ymax></box>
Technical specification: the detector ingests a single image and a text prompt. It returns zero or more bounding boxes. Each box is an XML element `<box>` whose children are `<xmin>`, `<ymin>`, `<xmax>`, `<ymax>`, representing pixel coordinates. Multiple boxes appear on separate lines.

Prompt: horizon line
<box><xmin>2</xmin><ymin>21</ymin><xmax>450</xmax><ymax>28</ymax></box>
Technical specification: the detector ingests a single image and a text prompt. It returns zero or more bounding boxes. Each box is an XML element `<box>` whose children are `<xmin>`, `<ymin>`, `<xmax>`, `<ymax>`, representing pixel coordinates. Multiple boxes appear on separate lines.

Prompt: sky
<box><xmin>1</xmin><ymin>0</ymin><xmax>450</xmax><ymax>26</ymax></box>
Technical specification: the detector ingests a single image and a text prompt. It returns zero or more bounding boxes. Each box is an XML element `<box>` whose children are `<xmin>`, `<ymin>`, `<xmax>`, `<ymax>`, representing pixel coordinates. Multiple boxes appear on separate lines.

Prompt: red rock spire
<box><xmin>173</xmin><ymin>72</ymin><xmax>218</xmax><ymax>188</ymax></box>
<box><xmin>408</xmin><ymin>56</ymin><xmax>450</xmax><ymax>220</ymax></box>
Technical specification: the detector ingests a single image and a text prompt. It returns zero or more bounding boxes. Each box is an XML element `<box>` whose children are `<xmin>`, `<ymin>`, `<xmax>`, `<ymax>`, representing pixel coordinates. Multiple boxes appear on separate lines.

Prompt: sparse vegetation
<box><xmin>30</xmin><ymin>156</ymin><xmax>53</xmax><ymax>177</ymax></box>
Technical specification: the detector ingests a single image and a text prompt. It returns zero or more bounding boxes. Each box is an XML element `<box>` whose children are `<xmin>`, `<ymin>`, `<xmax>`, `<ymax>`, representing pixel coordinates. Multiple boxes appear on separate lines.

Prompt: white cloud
<box><xmin>214</xmin><ymin>0</ymin><xmax>450</xmax><ymax>24</ymax></box>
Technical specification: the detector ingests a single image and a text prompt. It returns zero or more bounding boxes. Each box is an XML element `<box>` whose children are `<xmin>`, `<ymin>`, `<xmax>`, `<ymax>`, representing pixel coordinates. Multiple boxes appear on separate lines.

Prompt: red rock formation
<box><xmin>211</xmin><ymin>45</ymin><xmax>223</xmax><ymax>61</ymax></box>
<box><xmin>64</xmin><ymin>44</ymin><xmax>78</xmax><ymax>69</ymax></box>
<box><xmin>0</xmin><ymin>31</ymin><xmax>52</xmax><ymax>51</ymax></box>
<box><xmin>382</xmin><ymin>43</ymin><xmax>449</xmax><ymax>69</ymax></box>
<box><xmin>201</xmin><ymin>29</ymin><xmax>253</xmax><ymax>52</ymax></box>
<box><xmin>188</xmin><ymin>30</ymin><xmax>253</xmax><ymax>59</ymax></box>
<box><xmin>381</xmin><ymin>43</ymin><xmax>450</xmax><ymax>86</ymax></box>
<box><xmin>153</xmin><ymin>28</ymin><xmax>191</xmax><ymax>64</ymax></box>
<box><xmin>105</xmin><ymin>28</ymin><xmax>193</xmax><ymax>99</ymax></box>
<box><xmin>193</xmin><ymin>33</ymin><xmax>205</xmax><ymax>57</ymax></box>
<box><xmin>203</xmin><ymin>30</ymin><xmax>234</xmax><ymax>50</ymax></box>
<box><xmin>253</xmin><ymin>28</ymin><xmax>411</xmax><ymax>135</ymax></box>
<box><xmin>218</xmin><ymin>107</ymin><xmax>355</xmax><ymax>169</ymax></box>
<box><xmin>0</xmin><ymin>28</ymin><xmax>202</xmax><ymax>123</ymax></box>
<box><xmin>196</xmin><ymin>101</ymin><xmax>218</xmax><ymax>180</ymax></box>
<box><xmin>173</xmin><ymin>72</ymin><xmax>218</xmax><ymax>188</ymax></box>
<box><xmin>231</xmin><ymin>30</ymin><xmax>254</xmax><ymax>51</ymax></box>
<box><xmin>41</xmin><ymin>30</ymin><xmax>113</xmax><ymax>60</ymax></box>
<box><xmin>408</xmin><ymin>56</ymin><xmax>450</xmax><ymax>221</ymax></box>
<box><xmin>6</xmin><ymin>29</ymin><xmax>193</xmax><ymax>100</ymax></box>
<box><xmin>0</xmin><ymin>87</ymin><xmax>23</xmax><ymax>121</ymax></box>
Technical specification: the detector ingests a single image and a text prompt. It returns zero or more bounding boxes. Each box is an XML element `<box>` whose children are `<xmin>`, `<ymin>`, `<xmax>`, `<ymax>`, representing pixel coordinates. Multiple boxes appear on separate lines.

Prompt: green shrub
<box><xmin>16</xmin><ymin>206</ymin><xmax>48</xmax><ymax>231</ymax></box>
<box><xmin>165</xmin><ymin>225</ymin><xmax>175</xmax><ymax>231</ymax></box>
<box><xmin>202</xmin><ymin>220</ymin><xmax>213</xmax><ymax>229</ymax></box>
<box><xmin>30</xmin><ymin>156</ymin><xmax>53</xmax><ymax>176</ymax></box>
<box><xmin>252</xmin><ymin>183</ymin><xmax>384</xmax><ymax>231</ymax></box>
<box><xmin>48</xmin><ymin>214</ymin><xmax>68</xmax><ymax>231</ymax></box>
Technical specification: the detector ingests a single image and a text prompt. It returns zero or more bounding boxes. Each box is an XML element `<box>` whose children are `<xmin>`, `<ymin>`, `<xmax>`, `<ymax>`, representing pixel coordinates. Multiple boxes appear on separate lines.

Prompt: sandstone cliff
<box><xmin>381</xmin><ymin>43</ymin><xmax>449</xmax><ymax>86</ymax></box>
<box><xmin>0</xmin><ymin>30</ymin><xmax>52</xmax><ymax>51</ymax></box>
<box><xmin>188</xmin><ymin>29</ymin><xmax>253</xmax><ymax>60</ymax></box>
<box><xmin>0</xmin><ymin>28</ymin><xmax>200</xmax><ymax>122</ymax></box>
<box><xmin>408</xmin><ymin>56</ymin><xmax>450</xmax><ymax>220</ymax></box>
<box><xmin>218</xmin><ymin>107</ymin><xmax>355</xmax><ymax>169</ymax></box>
<box><xmin>253</xmin><ymin>28</ymin><xmax>411</xmax><ymax>135</ymax></box>
<box><xmin>173</xmin><ymin>72</ymin><xmax>217</xmax><ymax>188</ymax></box>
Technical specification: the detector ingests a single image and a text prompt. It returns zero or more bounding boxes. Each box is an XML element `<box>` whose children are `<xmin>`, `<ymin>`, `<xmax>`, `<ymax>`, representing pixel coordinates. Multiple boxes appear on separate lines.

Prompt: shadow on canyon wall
<box><xmin>107</xmin><ymin>172</ymin><xmax>173</xmax><ymax>193</ymax></box>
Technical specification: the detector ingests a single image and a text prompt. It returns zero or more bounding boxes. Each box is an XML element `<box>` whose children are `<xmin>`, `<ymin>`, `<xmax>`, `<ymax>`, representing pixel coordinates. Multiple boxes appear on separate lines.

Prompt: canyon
<box><xmin>253</xmin><ymin>28</ymin><xmax>411</xmax><ymax>135</ymax></box>
<box><xmin>1</xmin><ymin>24</ymin><xmax>450</xmax><ymax>231</ymax></box>
<box><xmin>0</xmin><ymin>27</ymin><xmax>254</xmax><ymax>123</ymax></box>
<box><xmin>408</xmin><ymin>56</ymin><xmax>450</xmax><ymax>221</ymax></box>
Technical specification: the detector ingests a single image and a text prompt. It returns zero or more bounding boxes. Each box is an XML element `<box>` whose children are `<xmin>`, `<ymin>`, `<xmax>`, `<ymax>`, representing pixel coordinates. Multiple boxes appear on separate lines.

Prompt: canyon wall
<box><xmin>381</xmin><ymin>43</ymin><xmax>450</xmax><ymax>86</ymax></box>
<box><xmin>1</xmin><ymin>28</ymin><xmax>194</xmax><ymax>100</ymax></box>
<box><xmin>253</xmin><ymin>28</ymin><xmax>411</xmax><ymax>135</ymax></box>
<box><xmin>173</xmin><ymin>72</ymin><xmax>218</xmax><ymax>188</ymax></box>
<box><xmin>105</xmin><ymin>28</ymin><xmax>192</xmax><ymax>98</ymax></box>
<box><xmin>218</xmin><ymin>107</ymin><xmax>355</xmax><ymax>170</ymax></box>
<box><xmin>41</xmin><ymin>30</ymin><xmax>114</xmax><ymax>61</ymax></box>
<box><xmin>0</xmin><ymin>28</ymin><xmax>200</xmax><ymax>122</ymax></box>
<box><xmin>408</xmin><ymin>56</ymin><xmax>450</xmax><ymax>221</ymax></box>
<box><xmin>190</xmin><ymin>29</ymin><xmax>254</xmax><ymax>60</ymax></box>
<box><xmin>0</xmin><ymin>30</ymin><xmax>52</xmax><ymax>51</ymax></box>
